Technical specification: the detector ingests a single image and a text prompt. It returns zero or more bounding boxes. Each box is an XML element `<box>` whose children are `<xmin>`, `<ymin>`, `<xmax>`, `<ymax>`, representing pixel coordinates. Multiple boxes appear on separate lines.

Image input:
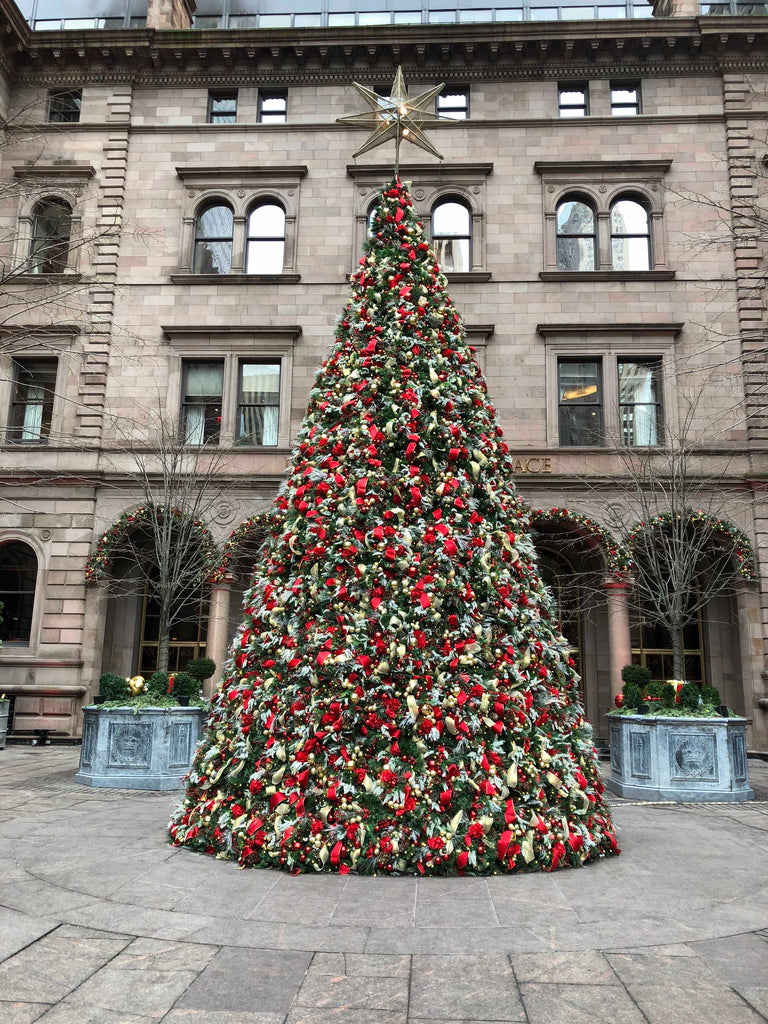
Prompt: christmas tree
<box><xmin>169</xmin><ymin>179</ymin><xmax>619</xmax><ymax>875</ymax></box>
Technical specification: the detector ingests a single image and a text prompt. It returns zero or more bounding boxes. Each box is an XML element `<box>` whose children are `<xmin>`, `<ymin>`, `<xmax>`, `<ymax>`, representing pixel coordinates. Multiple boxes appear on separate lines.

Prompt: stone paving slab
<box><xmin>0</xmin><ymin>747</ymin><xmax>767</xmax><ymax>1023</ymax></box>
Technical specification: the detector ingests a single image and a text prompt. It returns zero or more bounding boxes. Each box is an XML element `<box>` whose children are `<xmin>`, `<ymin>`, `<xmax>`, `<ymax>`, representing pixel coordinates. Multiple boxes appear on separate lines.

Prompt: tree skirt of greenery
<box><xmin>169</xmin><ymin>180</ymin><xmax>619</xmax><ymax>876</ymax></box>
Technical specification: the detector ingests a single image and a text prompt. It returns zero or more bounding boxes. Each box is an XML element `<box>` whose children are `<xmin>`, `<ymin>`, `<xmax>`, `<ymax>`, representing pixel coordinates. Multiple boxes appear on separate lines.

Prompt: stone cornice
<box><xmin>13</xmin><ymin>161</ymin><xmax>96</xmax><ymax>178</ymax></box>
<box><xmin>175</xmin><ymin>164</ymin><xmax>307</xmax><ymax>183</ymax></box>
<box><xmin>5</xmin><ymin>16</ymin><xmax>768</xmax><ymax>82</ymax></box>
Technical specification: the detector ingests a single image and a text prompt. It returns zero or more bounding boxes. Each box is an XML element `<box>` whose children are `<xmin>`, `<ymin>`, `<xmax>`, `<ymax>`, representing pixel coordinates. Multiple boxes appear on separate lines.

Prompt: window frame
<box><xmin>610</xmin><ymin>81</ymin><xmax>642</xmax><ymax>116</ymax></box>
<box><xmin>179</xmin><ymin>359</ymin><xmax>225</xmax><ymax>446</ymax></box>
<box><xmin>557</xmin><ymin>357</ymin><xmax>604</xmax><ymax>448</ymax></box>
<box><xmin>47</xmin><ymin>89</ymin><xmax>82</xmax><ymax>123</ymax></box>
<box><xmin>191</xmin><ymin>200</ymin><xmax>234</xmax><ymax>275</ymax></box>
<box><xmin>28</xmin><ymin>197</ymin><xmax>73</xmax><ymax>275</ymax></box>
<box><xmin>175</xmin><ymin>166</ymin><xmax>306</xmax><ymax>281</ymax></box>
<box><xmin>245</xmin><ymin>201</ymin><xmax>286</xmax><ymax>275</ymax></box>
<box><xmin>430</xmin><ymin>196</ymin><xmax>473</xmax><ymax>274</ymax></box>
<box><xmin>437</xmin><ymin>86</ymin><xmax>470</xmax><ymax>120</ymax></box>
<box><xmin>163</xmin><ymin>326</ymin><xmax>300</xmax><ymax>450</ymax></box>
<box><xmin>617</xmin><ymin>357</ymin><xmax>664</xmax><ymax>447</ymax></box>
<box><xmin>535</xmin><ymin>160</ymin><xmax>672</xmax><ymax>279</ymax></box>
<box><xmin>0</xmin><ymin>535</ymin><xmax>46</xmax><ymax>652</ymax></box>
<box><xmin>558</xmin><ymin>83</ymin><xmax>589</xmax><ymax>118</ymax></box>
<box><xmin>207</xmin><ymin>90</ymin><xmax>238</xmax><ymax>124</ymax></box>
<box><xmin>258</xmin><ymin>90</ymin><xmax>287</xmax><ymax>124</ymax></box>
<box><xmin>610</xmin><ymin>195</ymin><xmax>652</xmax><ymax>271</ymax></box>
<box><xmin>235</xmin><ymin>358</ymin><xmax>282</xmax><ymax>447</ymax></box>
<box><xmin>555</xmin><ymin>195</ymin><xmax>597</xmax><ymax>272</ymax></box>
<box><xmin>348</xmin><ymin>162</ymin><xmax>493</xmax><ymax>281</ymax></box>
<box><xmin>7</xmin><ymin>357</ymin><xmax>58</xmax><ymax>445</ymax></box>
<box><xmin>539</xmin><ymin>323</ymin><xmax>680</xmax><ymax>449</ymax></box>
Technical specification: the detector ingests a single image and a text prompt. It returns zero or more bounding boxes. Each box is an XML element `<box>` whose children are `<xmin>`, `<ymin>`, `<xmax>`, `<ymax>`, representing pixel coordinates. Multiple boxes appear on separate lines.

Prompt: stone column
<box><xmin>80</xmin><ymin>583</ymin><xmax>109</xmax><ymax>727</ymax></box>
<box><xmin>206</xmin><ymin>574</ymin><xmax>233</xmax><ymax>698</ymax></box>
<box><xmin>603</xmin><ymin>577</ymin><xmax>633</xmax><ymax>705</ymax></box>
<box><xmin>734</xmin><ymin>580</ymin><xmax>766</xmax><ymax>749</ymax></box>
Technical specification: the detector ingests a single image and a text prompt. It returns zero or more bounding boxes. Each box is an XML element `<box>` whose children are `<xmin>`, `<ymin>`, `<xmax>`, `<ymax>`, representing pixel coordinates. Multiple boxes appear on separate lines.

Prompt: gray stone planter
<box><xmin>607</xmin><ymin>714</ymin><xmax>753</xmax><ymax>802</ymax></box>
<box><xmin>75</xmin><ymin>706</ymin><xmax>204</xmax><ymax>790</ymax></box>
<box><xmin>0</xmin><ymin>698</ymin><xmax>9</xmax><ymax>750</ymax></box>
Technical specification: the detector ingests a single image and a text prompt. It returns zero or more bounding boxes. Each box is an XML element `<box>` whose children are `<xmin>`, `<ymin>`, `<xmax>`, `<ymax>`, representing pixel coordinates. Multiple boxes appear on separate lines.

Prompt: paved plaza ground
<box><xmin>0</xmin><ymin>746</ymin><xmax>767</xmax><ymax>1024</ymax></box>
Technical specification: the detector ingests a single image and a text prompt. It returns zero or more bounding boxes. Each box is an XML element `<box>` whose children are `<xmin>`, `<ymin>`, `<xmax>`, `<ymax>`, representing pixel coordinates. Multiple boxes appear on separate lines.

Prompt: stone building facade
<box><xmin>0</xmin><ymin>0</ymin><xmax>767</xmax><ymax>750</ymax></box>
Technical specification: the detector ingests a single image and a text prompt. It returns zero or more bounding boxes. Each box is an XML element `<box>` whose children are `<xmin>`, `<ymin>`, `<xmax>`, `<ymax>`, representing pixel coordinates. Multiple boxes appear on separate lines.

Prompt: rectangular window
<box><xmin>180</xmin><ymin>361</ymin><xmax>224</xmax><ymax>445</ymax></box>
<box><xmin>47</xmin><ymin>89</ymin><xmax>82</xmax><ymax>124</ymax></box>
<box><xmin>618</xmin><ymin>359</ymin><xmax>662</xmax><ymax>446</ymax></box>
<box><xmin>258</xmin><ymin>91</ymin><xmax>287</xmax><ymax>124</ymax></box>
<box><xmin>207</xmin><ymin>90</ymin><xmax>237</xmax><ymax>124</ymax></box>
<box><xmin>437</xmin><ymin>87</ymin><xmax>469</xmax><ymax>120</ymax></box>
<box><xmin>558</xmin><ymin>83</ymin><xmax>588</xmax><ymax>118</ymax></box>
<box><xmin>7</xmin><ymin>359</ymin><xmax>57</xmax><ymax>443</ymax></box>
<box><xmin>558</xmin><ymin>359</ymin><xmax>602</xmax><ymax>446</ymax></box>
<box><xmin>237</xmin><ymin>360</ymin><xmax>280</xmax><ymax>446</ymax></box>
<box><xmin>611</xmin><ymin>81</ymin><xmax>641</xmax><ymax>116</ymax></box>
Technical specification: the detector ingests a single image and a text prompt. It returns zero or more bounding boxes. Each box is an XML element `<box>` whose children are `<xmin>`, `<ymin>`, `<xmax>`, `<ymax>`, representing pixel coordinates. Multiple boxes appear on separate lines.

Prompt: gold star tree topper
<box><xmin>336</xmin><ymin>68</ymin><xmax>452</xmax><ymax>173</ymax></box>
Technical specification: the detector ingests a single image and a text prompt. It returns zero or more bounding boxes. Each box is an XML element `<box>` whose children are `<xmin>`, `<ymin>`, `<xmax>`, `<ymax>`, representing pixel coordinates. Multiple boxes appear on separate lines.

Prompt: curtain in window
<box><xmin>20</xmin><ymin>385</ymin><xmax>44</xmax><ymax>441</ymax></box>
<box><xmin>183</xmin><ymin>363</ymin><xmax>223</xmax><ymax>445</ymax></box>
<box><xmin>239</xmin><ymin>363</ymin><xmax>280</xmax><ymax>445</ymax></box>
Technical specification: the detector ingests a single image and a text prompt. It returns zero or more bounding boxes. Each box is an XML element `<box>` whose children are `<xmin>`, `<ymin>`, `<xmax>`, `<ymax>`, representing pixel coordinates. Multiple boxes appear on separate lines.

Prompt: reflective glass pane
<box><xmin>197</xmin><ymin>205</ymin><xmax>233</xmax><ymax>239</ymax></box>
<box><xmin>359</xmin><ymin>11</ymin><xmax>390</xmax><ymax>23</ymax></box>
<box><xmin>259</xmin><ymin>13</ymin><xmax>290</xmax><ymax>25</ymax></box>
<box><xmin>432</xmin><ymin>201</ymin><xmax>471</xmax><ymax>236</ymax></box>
<box><xmin>559</xmin><ymin>361</ymin><xmax>600</xmax><ymax>403</ymax></box>
<box><xmin>229</xmin><ymin>15</ymin><xmax>259</xmax><ymax>26</ymax></box>
<box><xmin>184</xmin><ymin>362</ymin><xmax>223</xmax><ymax>398</ymax></box>
<box><xmin>295</xmin><ymin>13</ymin><xmax>322</xmax><ymax>25</ymax></box>
<box><xmin>612</xmin><ymin>235</ymin><xmax>650</xmax><ymax>271</ymax></box>
<box><xmin>531</xmin><ymin>7</ymin><xmax>558</xmax><ymax>16</ymax></box>
<box><xmin>558</xmin><ymin>405</ymin><xmax>603</xmax><ymax>446</ymax></box>
<box><xmin>459</xmin><ymin>8</ymin><xmax>493</xmax><ymax>19</ymax></box>
<box><xmin>556</xmin><ymin>236</ymin><xmax>594</xmax><ymax>271</ymax></box>
<box><xmin>556</xmin><ymin>200</ymin><xmax>594</xmax><ymax>234</ymax></box>
<box><xmin>246</xmin><ymin>239</ymin><xmax>285</xmax><ymax>274</ymax></box>
<box><xmin>611</xmin><ymin>199</ymin><xmax>648</xmax><ymax>234</ymax></box>
<box><xmin>240</xmin><ymin>362</ymin><xmax>280</xmax><ymax>401</ymax></box>
<box><xmin>393</xmin><ymin>11</ymin><xmax>422</xmax><ymax>22</ymax></box>
<box><xmin>434</xmin><ymin>237</ymin><xmax>470</xmax><ymax>273</ymax></box>
<box><xmin>329</xmin><ymin>12</ymin><xmax>355</xmax><ymax>24</ymax></box>
<box><xmin>248</xmin><ymin>204</ymin><xmax>285</xmax><ymax>239</ymax></box>
<box><xmin>193</xmin><ymin>240</ymin><xmax>232</xmax><ymax>274</ymax></box>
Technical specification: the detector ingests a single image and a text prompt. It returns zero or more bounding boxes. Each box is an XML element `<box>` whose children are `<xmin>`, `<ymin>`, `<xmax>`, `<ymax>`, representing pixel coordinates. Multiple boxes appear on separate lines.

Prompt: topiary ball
<box><xmin>679</xmin><ymin>682</ymin><xmax>701</xmax><ymax>712</ymax></box>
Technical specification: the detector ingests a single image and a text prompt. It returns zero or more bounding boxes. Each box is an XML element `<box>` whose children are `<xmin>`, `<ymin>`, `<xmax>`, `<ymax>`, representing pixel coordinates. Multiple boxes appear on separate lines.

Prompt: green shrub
<box><xmin>679</xmin><ymin>682</ymin><xmax>701</xmax><ymax>712</ymax></box>
<box><xmin>170</xmin><ymin>671</ymin><xmax>201</xmax><ymax>698</ymax></box>
<box><xmin>660</xmin><ymin>683</ymin><xmax>678</xmax><ymax>706</ymax></box>
<box><xmin>147</xmin><ymin>670</ymin><xmax>170</xmax><ymax>696</ymax></box>
<box><xmin>99</xmin><ymin>672</ymin><xmax>130</xmax><ymax>701</ymax></box>
<box><xmin>184</xmin><ymin>657</ymin><xmax>216</xmax><ymax>683</ymax></box>
<box><xmin>622</xmin><ymin>683</ymin><xmax>642</xmax><ymax>710</ymax></box>
<box><xmin>621</xmin><ymin>664</ymin><xmax>652</xmax><ymax>691</ymax></box>
<box><xmin>644</xmin><ymin>680</ymin><xmax>663</xmax><ymax>699</ymax></box>
<box><xmin>701</xmin><ymin>684</ymin><xmax>721</xmax><ymax>706</ymax></box>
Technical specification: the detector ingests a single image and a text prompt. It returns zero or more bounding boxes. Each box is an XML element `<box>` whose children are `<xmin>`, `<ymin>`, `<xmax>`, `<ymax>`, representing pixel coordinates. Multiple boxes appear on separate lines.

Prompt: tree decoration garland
<box><xmin>210</xmin><ymin>511</ymin><xmax>281</xmax><ymax>583</ymax></box>
<box><xmin>625</xmin><ymin>509</ymin><xmax>757</xmax><ymax>581</ymax></box>
<box><xmin>84</xmin><ymin>505</ymin><xmax>219</xmax><ymax>584</ymax></box>
<box><xmin>530</xmin><ymin>508</ymin><xmax>631</xmax><ymax>579</ymax></box>
<box><xmin>169</xmin><ymin>179</ymin><xmax>619</xmax><ymax>876</ymax></box>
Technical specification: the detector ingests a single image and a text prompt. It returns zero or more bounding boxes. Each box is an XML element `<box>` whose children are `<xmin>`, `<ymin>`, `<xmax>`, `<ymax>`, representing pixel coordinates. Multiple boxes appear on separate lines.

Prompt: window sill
<box><xmin>446</xmin><ymin>271</ymin><xmax>492</xmax><ymax>283</ymax></box>
<box><xmin>13</xmin><ymin>273</ymin><xmax>82</xmax><ymax>284</ymax></box>
<box><xmin>170</xmin><ymin>273</ymin><xmax>301</xmax><ymax>285</ymax></box>
<box><xmin>539</xmin><ymin>270</ymin><xmax>675</xmax><ymax>282</ymax></box>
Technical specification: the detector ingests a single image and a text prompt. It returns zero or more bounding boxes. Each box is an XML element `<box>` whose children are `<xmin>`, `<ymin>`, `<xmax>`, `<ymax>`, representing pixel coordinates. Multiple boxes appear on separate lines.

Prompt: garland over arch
<box><xmin>529</xmin><ymin>507</ymin><xmax>631</xmax><ymax>579</ymax></box>
<box><xmin>625</xmin><ymin>509</ymin><xmax>757</xmax><ymax>581</ymax></box>
<box><xmin>210</xmin><ymin>510</ymin><xmax>280</xmax><ymax>583</ymax></box>
<box><xmin>84</xmin><ymin>504</ymin><xmax>219</xmax><ymax>584</ymax></box>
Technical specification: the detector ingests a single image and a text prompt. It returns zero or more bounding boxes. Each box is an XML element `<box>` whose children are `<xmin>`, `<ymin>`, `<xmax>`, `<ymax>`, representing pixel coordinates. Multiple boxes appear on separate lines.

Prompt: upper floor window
<box><xmin>556</xmin><ymin>198</ymin><xmax>596</xmax><ymax>272</ymax></box>
<box><xmin>8</xmin><ymin>358</ymin><xmax>57</xmax><ymax>444</ymax></box>
<box><xmin>0</xmin><ymin>542</ymin><xmax>38</xmax><ymax>644</ymax></box>
<box><xmin>558</xmin><ymin>359</ymin><xmax>603</xmax><ymax>447</ymax></box>
<box><xmin>207</xmin><ymin>90</ymin><xmax>237</xmax><ymax>124</ymax></box>
<box><xmin>558</xmin><ymin>84</ymin><xmax>588</xmax><ymax>117</ymax></box>
<box><xmin>47</xmin><ymin>89</ymin><xmax>81</xmax><ymax>123</ymax></box>
<box><xmin>611</xmin><ymin>82</ymin><xmax>641</xmax><ymax>116</ymax></box>
<box><xmin>29</xmin><ymin>199</ymin><xmax>72</xmax><ymax>274</ymax></box>
<box><xmin>437</xmin><ymin>87</ymin><xmax>469</xmax><ymax>120</ymax></box>
<box><xmin>258</xmin><ymin>91</ymin><xmax>287</xmax><ymax>124</ymax></box>
<box><xmin>180</xmin><ymin>361</ymin><xmax>223</xmax><ymax>445</ymax></box>
<box><xmin>431</xmin><ymin>199</ymin><xmax>471</xmax><ymax>273</ymax></box>
<box><xmin>193</xmin><ymin>202</ymin><xmax>233</xmax><ymax>274</ymax></box>
<box><xmin>611</xmin><ymin>198</ymin><xmax>651</xmax><ymax>271</ymax></box>
<box><xmin>619</xmin><ymin>359</ymin><xmax>662</xmax><ymax>446</ymax></box>
<box><xmin>237</xmin><ymin>361</ymin><xmax>280</xmax><ymax>446</ymax></box>
<box><xmin>246</xmin><ymin>203</ymin><xmax>285</xmax><ymax>274</ymax></box>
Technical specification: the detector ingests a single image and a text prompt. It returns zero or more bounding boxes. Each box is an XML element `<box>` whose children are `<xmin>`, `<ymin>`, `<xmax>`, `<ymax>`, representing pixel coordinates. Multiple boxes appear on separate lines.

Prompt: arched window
<box><xmin>0</xmin><ymin>542</ymin><xmax>38</xmax><ymax>644</ymax></box>
<box><xmin>611</xmin><ymin>197</ymin><xmax>651</xmax><ymax>271</ymax></box>
<box><xmin>367</xmin><ymin>204</ymin><xmax>378</xmax><ymax>237</ymax></box>
<box><xmin>193</xmin><ymin>202</ymin><xmax>233</xmax><ymax>274</ymax></box>
<box><xmin>29</xmin><ymin>198</ymin><xmax>72</xmax><ymax>274</ymax></box>
<box><xmin>246</xmin><ymin>202</ymin><xmax>285</xmax><ymax>274</ymax></box>
<box><xmin>431</xmin><ymin>198</ymin><xmax>471</xmax><ymax>273</ymax></box>
<box><xmin>556</xmin><ymin>198</ymin><xmax>596</xmax><ymax>271</ymax></box>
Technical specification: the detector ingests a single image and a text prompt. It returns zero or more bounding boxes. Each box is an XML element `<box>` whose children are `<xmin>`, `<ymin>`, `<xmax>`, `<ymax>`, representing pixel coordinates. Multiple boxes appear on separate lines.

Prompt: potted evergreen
<box><xmin>75</xmin><ymin>670</ymin><xmax>206</xmax><ymax>790</ymax></box>
<box><xmin>607</xmin><ymin>670</ymin><xmax>753</xmax><ymax>802</ymax></box>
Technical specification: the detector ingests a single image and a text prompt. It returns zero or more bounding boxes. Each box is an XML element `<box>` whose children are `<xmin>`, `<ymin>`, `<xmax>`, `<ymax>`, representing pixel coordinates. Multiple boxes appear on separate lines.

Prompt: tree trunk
<box><xmin>157</xmin><ymin>594</ymin><xmax>171</xmax><ymax>674</ymax></box>
<box><xmin>670</xmin><ymin>624</ymin><xmax>686</xmax><ymax>681</ymax></box>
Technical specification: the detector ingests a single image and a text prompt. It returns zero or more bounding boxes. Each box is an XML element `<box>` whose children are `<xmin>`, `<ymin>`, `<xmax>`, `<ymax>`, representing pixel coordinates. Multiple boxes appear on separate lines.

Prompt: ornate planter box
<box><xmin>607</xmin><ymin>715</ymin><xmax>753</xmax><ymax>802</ymax></box>
<box><xmin>75</xmin><ymin>706</ymin><xmax>204</xmax><ymax>790</ymax></box>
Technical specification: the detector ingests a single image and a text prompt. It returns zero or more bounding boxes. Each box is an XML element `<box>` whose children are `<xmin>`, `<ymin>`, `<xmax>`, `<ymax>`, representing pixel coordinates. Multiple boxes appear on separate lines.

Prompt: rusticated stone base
<box><xmin>75</xmin><ymin>706</ymin><xmax>203</xmax><ymax>790</ymax></box>
<box><xmin>607</xmin><ymin>715</ymin><xmax>754</xmax><ymax>802</ymax></box>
